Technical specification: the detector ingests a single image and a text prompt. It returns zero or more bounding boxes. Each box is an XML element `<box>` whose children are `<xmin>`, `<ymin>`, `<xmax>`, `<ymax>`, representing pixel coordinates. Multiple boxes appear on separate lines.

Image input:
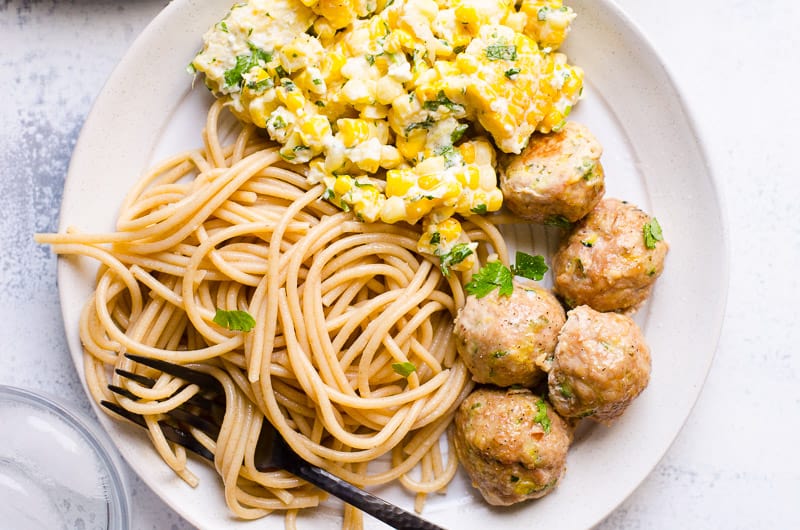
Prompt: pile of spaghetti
<box><xmin>37</xmin><ymin>101</ymin><xmax>508</xmax><ymax>528</ymax></box>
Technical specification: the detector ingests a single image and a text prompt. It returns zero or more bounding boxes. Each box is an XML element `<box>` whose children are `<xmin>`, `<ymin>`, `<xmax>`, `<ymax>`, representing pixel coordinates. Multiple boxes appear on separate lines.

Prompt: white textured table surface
<box><xmin>1</xmin><ymin>1</ymin><xmax>798</xmax><ymax>529</ymax></box>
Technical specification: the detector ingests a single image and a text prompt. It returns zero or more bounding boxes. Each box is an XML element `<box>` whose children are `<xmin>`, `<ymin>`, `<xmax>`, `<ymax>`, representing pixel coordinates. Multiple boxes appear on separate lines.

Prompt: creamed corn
<box><xmin>192</xmin><ymin>0</ymin><xmax>583</xmax><ymax>271</ymax></box>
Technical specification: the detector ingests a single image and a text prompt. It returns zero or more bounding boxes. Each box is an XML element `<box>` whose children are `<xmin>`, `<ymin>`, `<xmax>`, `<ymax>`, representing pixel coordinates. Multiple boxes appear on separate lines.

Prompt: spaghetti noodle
<box><xmin>36</xmin><ymin>100</ymin><xmax>509</xmax><ymax>528</ymax></box>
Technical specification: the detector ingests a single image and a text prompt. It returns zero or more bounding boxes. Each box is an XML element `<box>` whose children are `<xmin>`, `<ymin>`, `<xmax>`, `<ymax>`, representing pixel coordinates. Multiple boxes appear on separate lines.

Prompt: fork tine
<box><xmin>100</xmin><ymin>400</ymin><xmax>215</xmax><ymax>461</ymax></box>
<box><xmin>124</xmin><ymin>353</ymin><xmax>221</xmax><ymax>389</ymax></box>
<box><xmin>115</xmin><ymin>368</ymin><xmax>156</xmax><ymax>388</ymax></box>
<box><xmin>108</xmin><ymin>384</ymin><xmax>142</xmax><ymax>401</ymax></box>
<box><xmin>166</xmin><ymin>407</ymin><xmax>221</xmax><ymax>439</ymax></box>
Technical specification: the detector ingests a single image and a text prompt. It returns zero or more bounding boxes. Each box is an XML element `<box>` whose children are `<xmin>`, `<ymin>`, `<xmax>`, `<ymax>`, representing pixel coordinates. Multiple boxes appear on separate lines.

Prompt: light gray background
<box><xmin>1</xmin><ymin>1</ymin><xmax>798</xmax><ymax>528</ymax></box>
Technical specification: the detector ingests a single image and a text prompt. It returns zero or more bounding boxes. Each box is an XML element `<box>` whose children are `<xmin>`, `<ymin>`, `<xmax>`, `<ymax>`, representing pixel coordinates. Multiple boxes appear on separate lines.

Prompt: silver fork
<box><xmin>101</xmin><ymin>353</ymin><xmax>446</xmax><ymax>530</ymax></box>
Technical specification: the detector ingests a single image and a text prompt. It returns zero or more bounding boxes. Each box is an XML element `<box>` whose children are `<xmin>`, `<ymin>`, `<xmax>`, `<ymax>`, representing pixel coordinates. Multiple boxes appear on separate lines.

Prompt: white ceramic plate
<box><xmin>56</xmin><ymin>0</ymin><xmax>728</xmax><ymax>528</ymax></box>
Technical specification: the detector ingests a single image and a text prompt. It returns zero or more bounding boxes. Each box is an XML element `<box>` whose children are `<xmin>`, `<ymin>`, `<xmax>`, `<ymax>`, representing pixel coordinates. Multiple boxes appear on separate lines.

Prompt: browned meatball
<box><xmin>548</xmin><ymin>305</ymin><xmax>651</xmax><ymax>424</ymax></box>
<box><xmin>454</xmin><ymin>387</ymin><xmax>572</xmax><ymax>506</ymax></box>
<box><xmin>552</xmin><ymin>198</ymin><xmax>668</xmax><ymax>312</ymax></box>
<box><xmin>499</xmin><ymin>121</ymin><xmax>605</xmax><ymax>224</ymax></box>
<box><xmin>454</xmin><ymin>278</ymin><xmax>566</xmax><ymax>387</ymax></box>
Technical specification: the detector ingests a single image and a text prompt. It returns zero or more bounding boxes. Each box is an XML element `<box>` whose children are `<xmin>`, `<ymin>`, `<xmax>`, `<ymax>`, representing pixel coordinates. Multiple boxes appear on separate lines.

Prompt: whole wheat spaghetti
<box><xmin>36</xmin><ymin>100</ymin><xmax>509</xmax><ymax>528</ymax></box>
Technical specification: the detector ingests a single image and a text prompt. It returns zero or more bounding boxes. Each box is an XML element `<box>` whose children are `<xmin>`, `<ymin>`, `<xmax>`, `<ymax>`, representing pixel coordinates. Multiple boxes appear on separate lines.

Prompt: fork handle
<box><xmin>282</xmin><ymin>456</ymin><xmax>446</xmax><ymax>530</ymax></box>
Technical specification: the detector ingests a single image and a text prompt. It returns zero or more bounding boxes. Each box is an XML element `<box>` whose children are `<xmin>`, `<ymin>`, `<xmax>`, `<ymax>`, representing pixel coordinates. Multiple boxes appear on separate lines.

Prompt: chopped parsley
<box><xmin>533</xmin><ymin>399</ymin><xmax>552</xmax><ymax>433</ymax></box>
<box><xmin>512</xmin><ymin>251</ymin><xmax>548</xmax><ymax>281</ymax></box>
<box><xmin>422</xmin><ymin>90</ymin><xmax>464</xmax><ymax>113</ymax></box>
<box><xmin>438</xmin><ymin>243</ymin><xmax>474</xmax><ymax>276</ymax></box>
<box><xmin>392</xmin><ymin>362</ymin><xmax>416</xmax><ymax>378</ymax></box>
<box><xmin>213</xmin><ymin>308</ymin><xmax>256</xmax><ymax>332</ymax></box>
<box><xmin>435</xmin><ymin>144</ymin><xmax>462</xmax><ymax>167</ymax></box>
<box><xmin>451</xmin><ymin>123</ymin><xmax>469</xmax><ymax>143</ymax></box>
<box><xmin>504</xmin><ymin>67</ymin><xmax>521</xmax><ymax>79</ymax></box>
<box><xmin>404</xmin><ymin>116</ymin><xmax>435</xmax><ymax>135</ymax></box>
<box><xmin>470</xmin><ymin>204</ymin><xmax>488</xmax><ymax>215</ymax></box>
<box><xmin>465</xmin><ymin>252</ymin><xmax>548</xmax><ymax>298</ymax></box>
<box><xmin>274</xmin><ymin>65</ymin><xmax>289</xmax><ymax>79</ymax></box>
<box><xmin>485</xmin><ymin>44</ymin><xmax>517</xmax><ymax>61</ymax></box>
<box><xmin>544</xmin><ymin>215</ymin><xmax>572</xmax><ymax>230</ymax></box>
<box><xmin>223</xmin><ymin>43</ymin><xmax>272</xmax><ymax>89</ymax></box>
<box><xmin>429</xmin><ymin>232</ymin><xmax>441</xmax><ymax>245</ymax></box>
<box><xmin>643</xmin><ymin>218</ymin><xmax>663</xmax><ymax>249</ymax></box>
<box><xmin>465</xmin><ymin>260</ymin><xmax>514</xmax><ymax>298</ymax></box>
<box><xmin>270</xmin><ymin>115</ymin><xmax>287</xmax><ymax>129</ymax></box>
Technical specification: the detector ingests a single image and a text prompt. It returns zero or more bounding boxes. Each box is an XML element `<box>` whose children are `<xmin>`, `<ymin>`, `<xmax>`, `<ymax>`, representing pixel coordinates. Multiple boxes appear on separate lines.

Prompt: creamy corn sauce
<box><xmin>192</xmin><ymin>0</ymin><xmax>583</xmax><ymax>271</ymax></box>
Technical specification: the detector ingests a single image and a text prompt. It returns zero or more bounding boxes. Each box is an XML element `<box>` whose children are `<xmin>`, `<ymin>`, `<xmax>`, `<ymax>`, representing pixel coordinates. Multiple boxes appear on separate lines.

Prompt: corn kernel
<box><xmin>406</xmin><ymin>198</ymin><xmax>434</xmax><ymax>220</ymax></box>
<box><xmin>418</xmin><ymin>173</ymin><xmax>440</xmax><ymax>191</ymax></box>
<box><xmin>334</xmin><ymin>175</ymin><xmax>353</xmax><ymax>195</ymax></box>
<box><xmin>380</xmin><ymin>196</ymin><xmax>407</xmax><ymax>224</ymax></box>
<box><xmin>456</xmin><ymin>54</ymin><xmax>479</xmax><ymax>75</ymax></box>
<box><xmin>442</xmin><ymin>179</ymin><xmax>462</xmax><ymax>200</ymax></box>
<box><xmin>459</xmin><ymin>142</ymin><xmax>475</xmax><ymax>164</ymax></box>
<box><xmin>386</xmin><ymin>169</ymin><xmax>415</xmax><ymax>197</ymax></box>
<box><xmin>438</xmin><ymin>218</ymin><xmax>462</xmax><ymax>241</ymax></box>
<box><xmin>396</xmin><ymin>131</ymin><xmax>426</xmax><ymax>161</ymax></box>
<box><xmin>337</xmin><ymin>118</ymin><xmax>370</xmax><ymax>147</ymax></box>
<box><xmin>486</xmin><ymin>188</ymin><xmax>504</xmax><ymax>211</ymax></box>
<box><xmin>415</xmin><ymin>156</ymin><xmax>445</xmax><ymax>176</ymax></box>
<box><xmin>300</xmin><ymin>115</ymin><xmax>332</xmax><ymax>142</ymax></box>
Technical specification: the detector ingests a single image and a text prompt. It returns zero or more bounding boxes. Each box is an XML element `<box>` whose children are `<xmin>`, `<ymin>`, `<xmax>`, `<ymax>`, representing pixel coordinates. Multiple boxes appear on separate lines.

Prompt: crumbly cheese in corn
<box><xmin>192</xmin><ymin>0</ymin><xmax>583</xmax><ymax>260</ymax></box>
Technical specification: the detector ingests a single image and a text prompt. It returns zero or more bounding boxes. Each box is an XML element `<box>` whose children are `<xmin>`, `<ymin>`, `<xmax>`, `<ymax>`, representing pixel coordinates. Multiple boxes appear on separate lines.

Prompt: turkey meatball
<box><xmin>500</xmin><ymin>121</ymin><xmax>605</xmax><ymax>224</ymax></box>
<box><xmin>454</xmin><ymin>277</ymin><xmax>566</xmax><ymax>387</ymax></box>
<box><xmin>552</xmin><ymin>198</ymin><xmax>668</xmax><ymax>312</ymax></box>
<box><xmin>454</xmin><ymin>387</ymin><xmax>572</xmax><ymax>506</ymax></box>
<box><xmin>548</xmin><ymin>305</ymin><xmax>651</xmax><ymax>424</ymax></box>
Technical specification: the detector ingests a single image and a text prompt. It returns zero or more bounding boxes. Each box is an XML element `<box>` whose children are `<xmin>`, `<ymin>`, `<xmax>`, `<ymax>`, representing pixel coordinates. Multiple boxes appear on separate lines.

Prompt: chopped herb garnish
<box><xmin>504</xmin><ymin>67</ymin><xmax>521</xmax><ymax>79</ymax></box>
<box><xmin>453</xmin><ymin>45</ymin><xmax>467</xmax><ymax>54</ymax></box>
<box><xmin>422</xmin><ymin>90</ymin><xmax>464</xmax><ymax>113</ymax></box>
<box><xmin>544</xmin><ymin>215</ymin><xmax>572</xmax><ymax>230</ymax></box>
<box><xmin>465</xmin><ymin>261</ymin><xmax>514</xmax><ymax>298</ymax></box>
<box><xmin>218</xmin><ymin>20</ymin><xmax>229</xmax><ymax>32</ymax></box>
<box><xmin>429</xmin><ymin>232</ymin><xmax>441</xmax><ymax>245</ymax></box>
<box><xmin>511</xmin><ymin>251</ymin><xmax>548</xmax><ymax>281</ymax></box>
<box><xmin>312</xmin><ymin>78</ymin><xmax>323</xmax><ymax>85</ymax></box>
<box><xmin>223</xmin><ymin>43</ymin><xmax>272</xmax><ymax>89</ymax></box>
<box><xmin>213</xmin><ymin>308</ymin><xmax>256</xmax><ymax>332</ymax></box>
<box><xmin>451</xmin><ymin>123</ymin><xmax>469</xmax><ymax>143</ymax></box>
<box><xmin>485</xmin><ymin>44</ymin><xmax>517</xmax><ymax>61</ymax></box>
<box><xmin>533</xmin><ymin>399</ymin><xmax>552</xmax><ymax>433</ymax></box>
<box><xmin>365</xmin><ymin>54</ymin><xmax>376</xmax><ymax>65</ymax></box>
<box><xmin>247</xmin><ymin>77</ymin><xmax>273</xmax><ymax>92</ymax></box>
<box><xmin>537</xmin><ymin>6</ymin><xmax>550</xmax><ymax>21</ymax></box>
<box><xmin>404</xmin><ymin>116</ymin><xmax>435</xmax><ymax>135</ymax></box>
<box><xmin>438</xmin><ymin>243</ymin><xmax>473</xmax><ymax>276</ymax></box>
<box><xmin>271</xmin><ymin>115</ymin><xmax>287</xmax><ymax>129</ymax></box>
<box><xmin>435</xmin><ymin>144</ymin><xmax>462</xmax><ymax>167</ymax></box>
<box><xmin>643</xmin><ymin>218</ymin><xmax>663</xmax><ymax>249</ymax></box>
<box><xmin>274</xmin><ymin>65</ymin><xmax>289</xmax><ymax>78</ymax></box>
<box><xmin>392</xmin><ymin>362</ymin><xmax>416</xmax><ymax>378</ymax></box>
<box><xmin>492</xmin><ymin>350</ymin><xmax>508</xmax><ymax>359</ymax></box>
<box><xmin>471</xmin><ymin>204</ymin><xmax>488</xmax><ymax>215</ymax></box>
<box><xmin>466</xmin><ymin>252</ymin><xmax>548</xmax><ymax>298</ymax></box>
